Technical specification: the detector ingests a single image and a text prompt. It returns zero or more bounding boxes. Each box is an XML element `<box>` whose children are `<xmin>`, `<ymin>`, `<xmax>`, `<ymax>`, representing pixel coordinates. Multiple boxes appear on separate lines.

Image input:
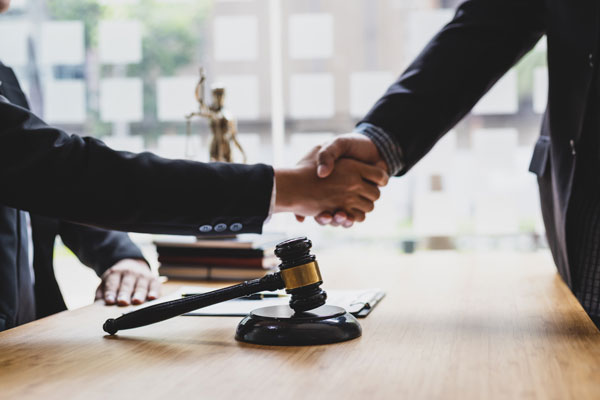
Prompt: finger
<box><xmin>350</xmin><ymin>209</ymin><xmax>366</xmax><ymax>223</ymax></box>
<box><xmin>351</xmin><ymin>196</ymin><xmax>375</xmax><ymax>214</ymax></box>
<box><xmin>358</xmin><ymin>182</ymin><xmax>381</xmax><ymax>202</ymax></box>
<box><xmin>295</xmin><ymin>214</ymin><xmax>306</xmax><ymax>223</ymax></box>
<box><xmin>103</xmin><ymin>271</ymin><xmax>122</xmax><ymax>305</ymax></box>
<box><xmin>374</xmin><ymin>160</ymin><xmax>390</xmax><ymax>174</ymax></box>
<box><xmin>334</xmin><ymin>211</ymin><xmax>349</xmax><ymax>224</ymax></box>
<box><xmin>131</xmin><ymin>277</ymin><xmax>150</xmax><ymax>305</ymax></box>
<box><xmin>116</xmin><ymin>273</ymin><xmax>137</xmax><ymax>306</ymax></box>
<box><xmin>148</xmin><ymin>278</ymin><xmax>161</xmax><ymax>300</ymax></box>
<box><xmin>315</xmin><ymin>212</ymin><xmax>333</xmax><ymax>225</ymax></box>
<box><xmin>342</xmin><ymin>217</ymin><xmax>355</xmax><ymax>228</ymax></box>
<box><xmin>359</xmin><ymin>164</ymin><xmax>389</xmax><ymax>186</ymax></box>
<box><xmin>345</xmin><ymin>212</ymin><xmax>357</xmax><ymax>222</ymax></box>
<box><xmin>317</xmin><ymin>139</ymin><xmax>347</xmax><ymax>178</ymax></box>
<box><xmin>329</xmin><ymin>218</ymin><xmax>342</xmax><ymax>227</ymax></box>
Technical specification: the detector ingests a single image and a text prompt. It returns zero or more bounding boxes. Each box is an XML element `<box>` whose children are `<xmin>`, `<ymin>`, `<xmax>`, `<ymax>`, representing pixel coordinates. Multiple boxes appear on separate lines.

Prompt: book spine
<box><xmin>156</xmin><ymin>247</ymin><xmax>267</xmax><ymax>258</ymax></box>
<box><xmin>158</xmin><ymin>255</ymin><xmax>276</xmax><ymax>269</ymax></box>
<box><xmin>158</xmin><ymin>266</ymin><xmax>270</xmax><ymax>281</ymax></box>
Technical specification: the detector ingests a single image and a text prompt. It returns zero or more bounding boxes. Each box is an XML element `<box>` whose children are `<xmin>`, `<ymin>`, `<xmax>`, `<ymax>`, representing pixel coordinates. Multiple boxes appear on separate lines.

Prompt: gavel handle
<box><xmin>103</xmin><ymin>273</ymin><xmax>284</xmax><ymax>335</ymax></box>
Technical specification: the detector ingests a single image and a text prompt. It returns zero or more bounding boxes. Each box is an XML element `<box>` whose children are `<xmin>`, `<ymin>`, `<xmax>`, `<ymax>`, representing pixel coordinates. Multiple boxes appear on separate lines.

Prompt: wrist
<box><xmin>354</xmin><ymin>122</ymin><xmax>403</xmax><ymax>175</ymax></box>
<box><xmin>273</xmin><ymin>168</ymin><xmax>297</xmax><ymax>213</ymax></box>
<box><xmin>106</xmin><ymin>258</ymin><xmax>149</xmax><ymax>273</ymax></box>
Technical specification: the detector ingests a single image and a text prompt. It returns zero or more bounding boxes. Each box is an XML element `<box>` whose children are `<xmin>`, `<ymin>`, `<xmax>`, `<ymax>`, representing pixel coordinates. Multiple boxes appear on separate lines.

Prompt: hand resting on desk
<box><xmin>95</xmin><ymin>259</ymin><xmax>161</xmax><ymax>306</ymax></box>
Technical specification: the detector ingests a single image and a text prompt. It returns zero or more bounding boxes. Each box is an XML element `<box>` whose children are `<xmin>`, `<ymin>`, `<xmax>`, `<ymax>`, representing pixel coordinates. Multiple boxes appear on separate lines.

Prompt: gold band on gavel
<box><xmin>279</xmin><ymin>261</ymin><xmax>323</xmax><ymax>290</ymax></box>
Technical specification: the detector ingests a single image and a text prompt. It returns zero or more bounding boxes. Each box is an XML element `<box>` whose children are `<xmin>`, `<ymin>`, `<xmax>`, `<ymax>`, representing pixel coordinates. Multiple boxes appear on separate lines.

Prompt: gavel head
<box><xmin>275</xmin><ymin>237</ymin><xmax>327</xmax><ymax>312</ymax></box>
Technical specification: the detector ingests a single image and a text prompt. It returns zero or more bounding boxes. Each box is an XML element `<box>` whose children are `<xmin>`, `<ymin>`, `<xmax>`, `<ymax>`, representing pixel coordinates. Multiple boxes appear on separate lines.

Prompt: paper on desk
<box><xmin>174</xmin><ymin>286</ymin><xmax>385</xmax><ymax>318</ymax></box>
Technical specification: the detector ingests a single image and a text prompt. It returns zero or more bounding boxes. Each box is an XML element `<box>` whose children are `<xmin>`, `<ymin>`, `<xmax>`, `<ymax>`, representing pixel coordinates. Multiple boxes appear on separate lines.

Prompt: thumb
<box><xmin>316</xmin><ymin>138</ymin><xmax>347</xmax><ymax>178</ymax></box>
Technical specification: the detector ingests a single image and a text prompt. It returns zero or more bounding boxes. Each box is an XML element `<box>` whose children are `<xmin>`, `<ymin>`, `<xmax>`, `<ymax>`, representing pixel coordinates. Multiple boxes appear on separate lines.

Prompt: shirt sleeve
<box><xmin>354</xmin><ymin>122</ymin><xmax>406</xmax><ymax>176</ymax></box>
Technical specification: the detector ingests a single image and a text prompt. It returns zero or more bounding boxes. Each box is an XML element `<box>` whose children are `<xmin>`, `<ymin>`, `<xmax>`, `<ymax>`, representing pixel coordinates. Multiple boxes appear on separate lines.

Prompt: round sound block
<box><xmin>235</xmin><ymin>305</ymin><xmax>361</xmax><ymax>346</ymax></box>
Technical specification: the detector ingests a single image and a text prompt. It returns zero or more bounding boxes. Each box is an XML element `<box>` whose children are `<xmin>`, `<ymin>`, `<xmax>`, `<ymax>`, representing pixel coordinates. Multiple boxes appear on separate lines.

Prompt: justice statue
<box><xmin>185</xmin><ymin>67</ymin><xmax>247</xmax><ymax>163</ymax></box>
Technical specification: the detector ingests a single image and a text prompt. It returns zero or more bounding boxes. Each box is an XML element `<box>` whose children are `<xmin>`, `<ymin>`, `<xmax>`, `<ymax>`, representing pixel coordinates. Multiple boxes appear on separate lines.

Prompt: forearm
<box><xmin>354</xmin><ymin>122</ymin><xmax>405</xmax><ymax>176</ymax></box>
<box><xmin>59</xmin><ymin>221</ymin><xmax>147</xmax><ymax>276</ymax></box>
<box><xmin>0</xmin><ymin>102</ymin><xmax>273</xmax><ymax>235</ymax></box>
<box><xmin>360</xmin><ymin>0</ymin><xmax>545</xmax><ymax>174</ymax></box>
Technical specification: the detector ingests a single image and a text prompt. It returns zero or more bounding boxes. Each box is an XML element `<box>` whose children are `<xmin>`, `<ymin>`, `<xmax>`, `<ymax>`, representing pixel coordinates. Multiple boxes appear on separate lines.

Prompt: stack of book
<box><xmin>155</xmin><ymin>234</ymin><xmax>284</xmax><ymax>281</ymax></box>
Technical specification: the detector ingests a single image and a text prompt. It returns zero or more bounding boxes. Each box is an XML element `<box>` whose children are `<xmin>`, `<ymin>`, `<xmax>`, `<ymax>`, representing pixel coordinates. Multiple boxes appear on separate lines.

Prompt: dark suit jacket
<box><xmin>31</xmin><ymin>215</ymin><xmax>146</xmax><ymax>320</ymax></box>
<box><xmin>0</xmin><ymin>67</ymin><xmax>273</xmax><ymax>234</ymax></box>
<box><xmin>0</xmin><ymin>62</ymin><xmax>273</xmax><ymax>330</ymax></box>
<box><xmin>0</xmin><ymin>65</ymin><xmax>150</xmax><ymax>330</ymax></box>
<box><xmin>361</xmin><ymin>0</ymin><xmax>594</xmax><ymax>288</ymax></box>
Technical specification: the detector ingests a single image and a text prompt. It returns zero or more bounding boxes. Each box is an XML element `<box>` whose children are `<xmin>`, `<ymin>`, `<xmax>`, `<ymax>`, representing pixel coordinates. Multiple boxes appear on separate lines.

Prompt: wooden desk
<box><xmin>1</xmin><ymin>250</ymin><xmax>599</xmax><ymax>399</ymax></box>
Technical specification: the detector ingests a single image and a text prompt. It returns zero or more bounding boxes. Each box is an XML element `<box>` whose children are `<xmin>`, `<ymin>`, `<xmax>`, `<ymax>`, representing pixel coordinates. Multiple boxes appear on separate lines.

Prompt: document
<box><xmin>175</xmin><ymin>286</ymin><xmax>385</xmax><ymax>318</ymax></box>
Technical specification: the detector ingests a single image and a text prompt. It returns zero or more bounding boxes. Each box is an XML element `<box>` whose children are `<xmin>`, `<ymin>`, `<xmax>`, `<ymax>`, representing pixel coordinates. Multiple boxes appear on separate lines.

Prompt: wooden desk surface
<box><xmin>1</xmin><ymin>250</ymin><xmax>599</xmax><ymax>400</ymax></box>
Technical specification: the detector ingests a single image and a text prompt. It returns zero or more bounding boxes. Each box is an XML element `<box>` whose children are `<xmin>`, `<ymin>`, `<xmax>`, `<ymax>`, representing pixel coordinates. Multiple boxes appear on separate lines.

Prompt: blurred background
<box><xmin>0</xmin><ymin>0</ymin><xmax>549</xmax><ymax>306</ymax></box>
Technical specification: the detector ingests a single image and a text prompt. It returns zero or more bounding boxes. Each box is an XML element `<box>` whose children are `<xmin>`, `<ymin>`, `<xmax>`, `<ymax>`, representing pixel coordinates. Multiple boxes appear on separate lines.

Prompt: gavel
<box><xmin>103</xmin><ymin>237</ymin><xmax>327</xmax><ymax>335</ymax></box>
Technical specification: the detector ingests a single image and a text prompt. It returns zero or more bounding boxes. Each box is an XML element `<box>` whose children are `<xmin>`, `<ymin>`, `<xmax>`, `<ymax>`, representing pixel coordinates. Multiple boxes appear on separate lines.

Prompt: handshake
<box><xmin>273</xmin><ymin>133</ymin><xmax>389</xmax><ymax>228</ymax></box>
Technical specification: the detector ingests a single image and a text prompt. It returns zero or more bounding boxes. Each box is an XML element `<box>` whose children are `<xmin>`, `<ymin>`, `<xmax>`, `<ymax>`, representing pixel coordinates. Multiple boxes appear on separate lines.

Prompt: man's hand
<box><xmin>274</xmin><ymin>147</ymin><xmax>388</xmax><ymax>223</ymax></box>
<box><xmin>309</xmin><ymin>133</ymin><xmax>389</xmax><ymax>227</ymax></box>
<box><xmin>95</xmin><ymin>259</ymin><xmax>161</xmax><ymax>306</ymax></box>
<box><xmin>316</xmin><ymin>133</ymin><xmax>389</xmax><ymax>178</ymax></box>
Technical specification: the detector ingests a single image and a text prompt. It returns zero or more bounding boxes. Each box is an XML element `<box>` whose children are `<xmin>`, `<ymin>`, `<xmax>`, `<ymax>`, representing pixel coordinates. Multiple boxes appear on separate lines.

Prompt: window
<box><xmin>1</xmin><ymin>0</ymin><xmax>548</xmax><ymax>250</ymax></box>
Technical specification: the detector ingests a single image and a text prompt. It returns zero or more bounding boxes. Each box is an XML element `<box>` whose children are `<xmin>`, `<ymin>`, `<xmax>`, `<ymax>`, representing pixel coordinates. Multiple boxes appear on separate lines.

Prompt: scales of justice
<box><xmin>185</xmin><ymin>67</ymin><xmax>247</xmax><ymax>163</ymax></box>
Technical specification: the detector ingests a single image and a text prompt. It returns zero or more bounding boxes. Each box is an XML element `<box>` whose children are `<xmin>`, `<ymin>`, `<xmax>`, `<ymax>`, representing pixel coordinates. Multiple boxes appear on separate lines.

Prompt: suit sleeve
<box><xmin>0</xmin><ymin>101</ymin><xmax>274</xmax><ymax>235</ymax></box>
<box><xmin>360</xmin><ymin>0</ymin><xmax>546</xmax><ymax>175</ymax></box>
<box><xmin>58</xmin><ymin>221</ymin><xmax>147</xmax><ymax>277</ymax></box>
